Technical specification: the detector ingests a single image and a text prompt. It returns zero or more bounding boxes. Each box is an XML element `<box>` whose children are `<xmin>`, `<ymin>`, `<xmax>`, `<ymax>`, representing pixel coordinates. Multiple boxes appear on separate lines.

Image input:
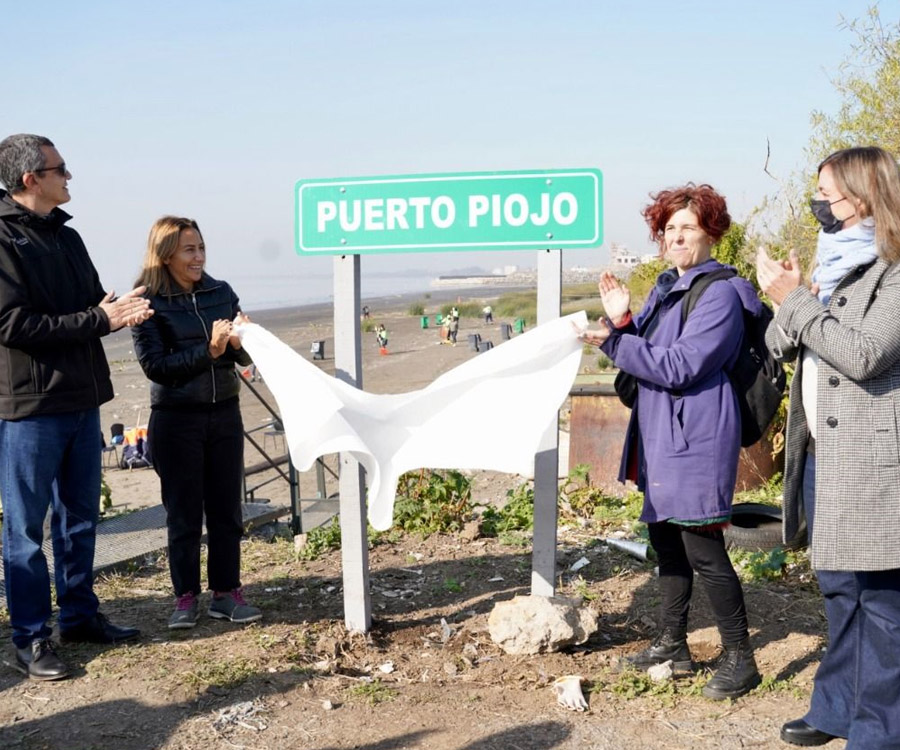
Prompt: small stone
<box><xmin>322</xmin><ymin>700</ymin><xmax>334</xmax><ymax>711</ymax></box>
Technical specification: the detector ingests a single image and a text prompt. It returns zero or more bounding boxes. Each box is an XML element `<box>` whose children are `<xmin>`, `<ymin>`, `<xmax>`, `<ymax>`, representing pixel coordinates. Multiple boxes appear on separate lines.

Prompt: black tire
<box><xmin>724</xmin><ymin>502</ymin><xmax>808</xmax><ymax>552</ymax></box>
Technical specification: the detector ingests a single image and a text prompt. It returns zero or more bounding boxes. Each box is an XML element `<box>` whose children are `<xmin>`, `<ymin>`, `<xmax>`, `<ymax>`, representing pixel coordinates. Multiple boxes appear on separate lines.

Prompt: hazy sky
<box><xmin>4</xmin><ymin>0</ymin><xmax>892</xmax><ymax>293</ymax></box>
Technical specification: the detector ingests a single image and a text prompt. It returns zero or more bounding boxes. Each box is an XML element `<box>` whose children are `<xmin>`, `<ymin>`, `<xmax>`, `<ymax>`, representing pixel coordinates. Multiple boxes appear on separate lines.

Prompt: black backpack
<box><xmin>681</xmin><ymin>269</ymin><xmax>786</xmax><ymax>447</ymax></box>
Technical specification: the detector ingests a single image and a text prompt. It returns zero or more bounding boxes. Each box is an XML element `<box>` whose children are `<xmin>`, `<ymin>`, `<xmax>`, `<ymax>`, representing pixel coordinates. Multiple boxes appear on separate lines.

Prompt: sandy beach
<box><xmin>100</xmin><ymin>286</ymin><xmax>551</xmax><ymax>519</ymax></box>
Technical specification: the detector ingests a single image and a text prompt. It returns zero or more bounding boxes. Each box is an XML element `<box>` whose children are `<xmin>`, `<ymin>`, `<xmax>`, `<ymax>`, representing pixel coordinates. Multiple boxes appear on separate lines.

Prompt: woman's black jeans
<box><xmin>648</xmin><ymin>521</ymin><xmax>750</xmax><ymax>645</ymax></box>
<box><xmin>149</xmin><ymin>400</ymin><xmax>245</xmax><ymax>597</ymax></box>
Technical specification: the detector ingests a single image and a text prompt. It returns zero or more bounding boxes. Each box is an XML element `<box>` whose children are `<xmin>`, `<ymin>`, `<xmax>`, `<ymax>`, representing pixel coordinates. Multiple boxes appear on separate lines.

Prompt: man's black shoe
<box><xmin>780</xmin><ymin>719</ymin><xmax>838</xmax><ymax>746</ymax></box>
<box><xmin>626</xmin><ymin>627</ymin><xmax>693</xmax><ymax>671</ymax></box>
<box><xmin>15</xmin><ymin>639</ymin><xmax>70</xmax><ymax>681</ymax></box>
<box><xmin>60</xmin><ymin>612</ymin><xmax>140</xmax><ymax>644</ymax></box>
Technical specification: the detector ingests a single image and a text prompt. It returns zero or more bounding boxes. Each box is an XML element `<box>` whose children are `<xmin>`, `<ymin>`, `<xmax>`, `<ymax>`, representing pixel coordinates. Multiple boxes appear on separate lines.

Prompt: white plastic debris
<box><xmin>378</xmin><ymin>661</ymin><xmax>395</xmax><ymax>674</ymax></box>
<box><xmin>570</xmin><ymin>556</ymin><xmax>590</xmax><ymax>572</ymax></box>
<box><xmin>552</xmin><ymin>675</ymin><xmax>588</xmax><ymax>712</ymax></box>
<box><xmin>647</xmin><ymin>659</ymin><xmax>673</xmax><ymax>683</ymax></box>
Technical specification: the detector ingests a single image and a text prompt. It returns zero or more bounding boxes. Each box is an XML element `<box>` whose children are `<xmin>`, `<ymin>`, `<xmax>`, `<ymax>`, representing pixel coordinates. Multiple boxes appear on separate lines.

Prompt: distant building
<box><xmin>609</xmin><ymin>243</ymin><xmax>640</xmax><ymax>270</ymax></box>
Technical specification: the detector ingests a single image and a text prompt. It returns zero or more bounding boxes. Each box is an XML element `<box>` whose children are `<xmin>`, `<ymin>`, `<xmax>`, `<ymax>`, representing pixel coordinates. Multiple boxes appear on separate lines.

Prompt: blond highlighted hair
<box><xmin>135</xmin><ymin>216</ymin><xmax>203</xmax><ymax>296</ymax></box>
<box><xmin>819</xmin><ymin>147</ymin><xmax>900</xmax><ymax>263</ymax></box>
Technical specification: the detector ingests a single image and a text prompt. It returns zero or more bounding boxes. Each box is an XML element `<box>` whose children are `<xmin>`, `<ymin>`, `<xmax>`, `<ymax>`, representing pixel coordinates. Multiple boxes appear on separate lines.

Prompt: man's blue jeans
<box><xmin>0</xmin><ymin>409</ymin><xmax>101</xmax><ymax>648</ymax></box>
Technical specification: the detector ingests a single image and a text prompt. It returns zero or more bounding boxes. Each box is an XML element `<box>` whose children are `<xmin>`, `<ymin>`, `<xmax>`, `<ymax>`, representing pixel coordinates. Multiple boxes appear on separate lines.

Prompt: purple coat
<box><xmin>600</xmin><ymin>260</ymin><xmax>763</xmax><ymax>522</ymax></box>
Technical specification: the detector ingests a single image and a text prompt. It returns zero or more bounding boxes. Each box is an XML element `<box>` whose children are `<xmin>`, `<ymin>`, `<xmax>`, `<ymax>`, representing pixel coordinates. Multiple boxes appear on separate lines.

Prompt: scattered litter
<box><xmin>325</xmin><ymin>586</ymin><xmax>337</xmax><ymax>593</ymax></box>
<box><xmin>212</xmin><ymin>700</ymin><xmax>268</xmax><ymax>731</ymax></box>
<box><xmin>648</xmin><ymin>660</ymin><xmax>673</xmax><ymax>683</ymax></box>
<box><xmin>264</xmin><ymin>586</ymin><xmax>284</xmax><ymax>593</ymax></box>
<box><xmin>399</xmin><ymin>568</ymin><xmax>423</xmax><ymax>575</ymax></box>
<box><xmin>552</xmin><ymin>675</ymin><xmax>588</xmax><ymax>712</ymax></box>
<box><xmin>570</xmin><ymin>556</ymin><xmax>590</xmax><ymax>572</ymax></box>
<box><xmin>322</xmin><ymin>699</ymin><xmax>334</xmax><ymax>711</ymax></box>
<box><xmin>378</xmin><ymin>661</ymin><xmax>395</xmax><ymax>674</ymax></box>
<box><xmin>440</xmin><ymin>618</ymin><xmax>453</xmax><ymax>643</ymax></box>
<box><xmin>488</xmin><ymin>576</ymin><xmax>505</xmax><ymax>582</ymax></box>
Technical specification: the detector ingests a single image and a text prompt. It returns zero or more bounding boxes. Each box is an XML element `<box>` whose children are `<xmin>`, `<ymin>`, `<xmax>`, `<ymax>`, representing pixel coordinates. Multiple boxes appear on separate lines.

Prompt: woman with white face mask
<box><xmin>757</xmin><ymin>146</ymin><xmax>900</xmax><ymax>749</ymax></box>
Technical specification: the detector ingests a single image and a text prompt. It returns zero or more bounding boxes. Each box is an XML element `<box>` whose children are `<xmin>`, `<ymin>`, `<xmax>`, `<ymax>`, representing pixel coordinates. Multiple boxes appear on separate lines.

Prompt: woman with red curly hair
<box><xmin>582</xmin><ymin>184</ymin><xmax>763</xmax><ymax>700</ymax></box>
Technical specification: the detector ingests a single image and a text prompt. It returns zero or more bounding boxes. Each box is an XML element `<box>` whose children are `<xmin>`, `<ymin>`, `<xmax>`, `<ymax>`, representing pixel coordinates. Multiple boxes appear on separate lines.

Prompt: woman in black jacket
<box><xmin>132</xmin><ymin>216</ymin><xmax>261</xmax><ymax>629</ymax></box>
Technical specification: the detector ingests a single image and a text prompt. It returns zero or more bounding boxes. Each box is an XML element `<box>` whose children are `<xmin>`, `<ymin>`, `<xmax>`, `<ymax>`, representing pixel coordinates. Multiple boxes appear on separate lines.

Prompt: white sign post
<box><xmin>297</xmin><ymin>169</ymin><xmax>603</xmax><ymax>632</ymax></box>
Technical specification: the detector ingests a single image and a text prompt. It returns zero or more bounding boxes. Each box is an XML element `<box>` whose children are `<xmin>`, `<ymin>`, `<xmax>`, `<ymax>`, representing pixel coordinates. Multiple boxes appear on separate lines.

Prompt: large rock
<box><xmin>488</xmin><ymin>595</ymin><xmax>598</xmax><ymax>655</ymax></box>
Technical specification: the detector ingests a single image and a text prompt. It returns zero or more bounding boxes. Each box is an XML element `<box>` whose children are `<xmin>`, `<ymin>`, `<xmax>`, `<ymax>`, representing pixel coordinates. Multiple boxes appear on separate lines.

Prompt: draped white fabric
<box><xmin>235</xmin><ymin>311</ymin><xmax>587</xmax><ymax>530</ymax></box>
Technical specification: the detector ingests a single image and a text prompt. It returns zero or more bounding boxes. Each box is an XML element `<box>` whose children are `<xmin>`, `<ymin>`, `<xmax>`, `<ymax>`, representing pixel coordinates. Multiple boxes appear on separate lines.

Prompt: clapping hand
<box><xmin>229</xmin><ymin>312</ymin><xmax>251</xmax><ymax>349</ymax></box>
<box><xmin>99</xmin><ymin>286</ymin><xmax>154</xmax><ymax>331</ymax></box>
<box><xmin>208</xmin><ymin>319</ymin><xmax>232</xmax><ymax>358</ymax></box>
<box><xmin>598</xmin><ymin>271</ymin><xmax>631</xmax><ymax>324</ymax></box>
<box><xmin>756</xmin><ymin>247</ymin><xmax>803</xmax><ymax>306</ymax></box>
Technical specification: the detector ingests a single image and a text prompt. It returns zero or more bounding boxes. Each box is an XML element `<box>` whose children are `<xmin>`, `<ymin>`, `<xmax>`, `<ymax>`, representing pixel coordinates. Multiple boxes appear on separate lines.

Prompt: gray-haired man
<box><xmin>0</xmin><ymin>134</ymin><xmax>152</xmax><ymax>680</ymax></box>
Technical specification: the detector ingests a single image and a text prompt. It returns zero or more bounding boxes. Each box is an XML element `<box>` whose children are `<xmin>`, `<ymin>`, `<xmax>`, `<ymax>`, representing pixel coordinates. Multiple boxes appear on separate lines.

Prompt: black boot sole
<box><xmin>701</xmin><ymin>672</ymin><xmax>761</xmax><ymax>700</ymax></box>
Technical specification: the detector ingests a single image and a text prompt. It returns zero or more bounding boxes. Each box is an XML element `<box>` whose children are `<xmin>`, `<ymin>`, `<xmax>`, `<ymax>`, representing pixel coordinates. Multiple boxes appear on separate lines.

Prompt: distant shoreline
<box><xmin>245</xmin><ymin>284</ymin><xmax>534</xmax><ymax>324</ymax></box>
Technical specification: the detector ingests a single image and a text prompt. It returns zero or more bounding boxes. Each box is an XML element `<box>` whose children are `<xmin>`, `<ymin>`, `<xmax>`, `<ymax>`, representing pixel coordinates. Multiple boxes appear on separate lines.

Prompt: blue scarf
<box><xmin>811</xmin><ymin>219</ymin><xmax>878</xmax><ymax>304</ymax></box>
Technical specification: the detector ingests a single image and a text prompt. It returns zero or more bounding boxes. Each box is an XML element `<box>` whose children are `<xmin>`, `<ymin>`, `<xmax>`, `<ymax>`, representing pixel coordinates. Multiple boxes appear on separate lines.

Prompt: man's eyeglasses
<box><xmin>32</xmin><ymin>163</ymin><xmax>67</xmax><ymax>177</ymax></box>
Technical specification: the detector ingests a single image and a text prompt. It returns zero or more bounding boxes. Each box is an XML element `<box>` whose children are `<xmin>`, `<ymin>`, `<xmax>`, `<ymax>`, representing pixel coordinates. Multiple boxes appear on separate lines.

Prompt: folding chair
<box><xmin>101</xmin><ymin>422</ymin><xmax>125</xmax><ymax>469</ymax></box>
<box><xmin>263</xmin><ymin>419</ymin><xmax>286</xmax><ymax>453</ymax></box>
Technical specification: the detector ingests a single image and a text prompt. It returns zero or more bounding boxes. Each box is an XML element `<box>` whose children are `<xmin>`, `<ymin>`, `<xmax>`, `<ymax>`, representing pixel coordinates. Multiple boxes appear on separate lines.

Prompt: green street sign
<box><xmin>295</xmin><ymin>168</ymin><xmax>602</xmax><ymax>255</ymax></box>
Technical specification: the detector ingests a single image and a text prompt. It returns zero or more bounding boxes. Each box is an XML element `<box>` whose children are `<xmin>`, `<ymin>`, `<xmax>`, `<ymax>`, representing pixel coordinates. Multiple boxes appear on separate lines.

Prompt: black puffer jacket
<box><xmin>0</xmin><ymin>191</ymin><xmax>113</xmax><ymax>420</ymax></box>
<box><xmin>132</xmin><ymin>274</ymin><xmax>252</xmax><ymax>409</ymax></box>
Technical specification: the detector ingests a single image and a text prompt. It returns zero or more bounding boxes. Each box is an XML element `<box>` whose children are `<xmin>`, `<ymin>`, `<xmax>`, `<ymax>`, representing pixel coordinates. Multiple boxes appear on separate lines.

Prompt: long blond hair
<box><xmin>135</xmin><ymin>216</ymin><xmax>203</xmax><ymax>296</ymax></box>
<box><xmin>819</xmin><ymin>147</ymin><xmax>900</xmax><ymax>263</ymax></box>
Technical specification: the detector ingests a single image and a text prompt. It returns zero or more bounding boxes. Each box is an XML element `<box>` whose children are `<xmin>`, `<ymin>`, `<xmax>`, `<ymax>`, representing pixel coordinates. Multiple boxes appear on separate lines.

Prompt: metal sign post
<box><xmin>296</xmin><ymin>168</ymin><xmax>602</xmax><ymax>631</ymax></box>
<box><xmin>532</xmin><ymin>248</ymin><xmax>563</xmax><ymax>597</ymax></box>
<box><xmin>333</xmin><ymin>255</ymin><xmax>371</xmax><ymax>632</ymax></box>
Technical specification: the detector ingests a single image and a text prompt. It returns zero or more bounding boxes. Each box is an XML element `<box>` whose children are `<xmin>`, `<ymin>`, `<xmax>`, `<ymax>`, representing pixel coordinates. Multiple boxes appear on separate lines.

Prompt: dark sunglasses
<box><xmin>32</xmin><ymin>162</ymin><xmax>67</xmax><ymax>177</ymax></box>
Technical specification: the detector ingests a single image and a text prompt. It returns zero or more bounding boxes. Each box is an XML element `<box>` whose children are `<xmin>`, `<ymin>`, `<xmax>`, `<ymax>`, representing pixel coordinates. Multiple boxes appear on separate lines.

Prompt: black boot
<box><xmin>626</xmin><ymin>627</ymin><xmax>692</xmax><ymax>671</ymax></box>
<box><xmin>701</xmin><ymin>637</ymin><xmax>761</xmax><ymax>700</ymax></box>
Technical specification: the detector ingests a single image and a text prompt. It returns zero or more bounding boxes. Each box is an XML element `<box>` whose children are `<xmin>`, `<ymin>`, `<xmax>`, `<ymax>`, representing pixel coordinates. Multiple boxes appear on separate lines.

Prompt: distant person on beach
<box><xmin>448</xmin><ymin>312</ymin><xmax>459</xmax><ymax>344</ymax></box>
<box><xmin>132</xmin><ymin>216</ymin><xmax>262</xmax><ymax>630</ymax></box>
<box><xmin>0</xmin><ymin>133</ymin><xmax>147</xmax><ymax>680</ymax></box>
<box><xmin>483</xmin><ymin>304</ymin><xmax>493</xmax><ymax>323</ymax></box>
<box><xmin>375</xmin><ymin>323</ymin><xmax>388</xmax><ymax>350</ymax></box>
<box><xmin>580</xmin><ymin>184</ymin><xmax>761</xmax><ymax>700</ymax></box>
<box><xmin>362</xmin><ymin>305</ymin><xmax>370</xmax><ymax>320</ymax></box>
<box><xmin>758</xmin><ymin>147</ymin><xmax>900</xmax><ymax>749</ymax></box>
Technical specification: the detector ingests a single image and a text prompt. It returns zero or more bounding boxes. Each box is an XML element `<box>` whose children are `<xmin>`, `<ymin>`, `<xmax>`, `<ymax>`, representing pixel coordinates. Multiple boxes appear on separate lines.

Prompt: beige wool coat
<box><xmin>766</xmin><ymin>257</ymin><xmax>900</xmax><ymax>571</ymax></box>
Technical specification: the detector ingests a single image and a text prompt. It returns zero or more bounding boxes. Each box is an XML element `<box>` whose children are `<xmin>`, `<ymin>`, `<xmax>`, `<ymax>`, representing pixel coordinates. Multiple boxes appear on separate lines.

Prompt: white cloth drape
<box><xmin>235</xmin><ymin>311</ymin><xmax>587</xmax><ymax>530</ymax></box>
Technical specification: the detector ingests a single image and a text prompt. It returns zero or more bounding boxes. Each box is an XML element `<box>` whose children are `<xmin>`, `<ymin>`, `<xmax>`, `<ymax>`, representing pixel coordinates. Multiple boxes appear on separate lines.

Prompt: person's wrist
<box><xmin>611</xmin><ymin>310</ymin><xmax>632</xmax><ymax>328</ymax></box>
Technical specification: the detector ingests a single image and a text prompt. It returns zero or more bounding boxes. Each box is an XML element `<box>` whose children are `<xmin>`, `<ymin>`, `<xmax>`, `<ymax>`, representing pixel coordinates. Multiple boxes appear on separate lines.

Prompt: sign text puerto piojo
<box><xmin>295</xmin><ymin>169</ymin><xmax>603</xmax><ymax>255</ymax></box>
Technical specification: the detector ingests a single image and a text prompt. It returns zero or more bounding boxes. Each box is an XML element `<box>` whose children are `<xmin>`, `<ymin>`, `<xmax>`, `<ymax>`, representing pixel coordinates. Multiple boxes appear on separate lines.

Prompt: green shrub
<box><xmin>408</xmin><ymin>302</ymin><xmax>425</xmax><ymax>316</ymax></box>
<box><xmin>393</xmin><ymin>469</ymin><xmax>473</xmax><ymax>535</ymax></box>
<box><xmin>480</xmin><ymin>482</ymin><xmax>534</xmax><ymax>536</ymax></box>
<box><xmin>296</xmin><ymin>517</ymin><xmax>342</xmax><ymax>560</ymax></box>
<box><xmin>361</xmin><ymin>318</ymin><xmax>376</xmax><ymax>333</ymax></box>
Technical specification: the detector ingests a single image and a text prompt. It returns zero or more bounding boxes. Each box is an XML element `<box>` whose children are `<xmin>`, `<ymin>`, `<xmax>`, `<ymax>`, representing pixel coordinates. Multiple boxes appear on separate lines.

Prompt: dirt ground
<box><xmin>0</xmin><ymin>295</ymin><xmax>840</xmax><ymax>750</ymax></box>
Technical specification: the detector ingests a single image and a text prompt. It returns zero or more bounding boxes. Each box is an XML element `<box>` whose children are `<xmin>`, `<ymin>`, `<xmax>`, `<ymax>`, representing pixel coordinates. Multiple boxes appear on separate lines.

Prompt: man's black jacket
<box><xmin>0</xmin><ymin>191</ymin><xmax>112</xmax><ymax>420</ymax></box>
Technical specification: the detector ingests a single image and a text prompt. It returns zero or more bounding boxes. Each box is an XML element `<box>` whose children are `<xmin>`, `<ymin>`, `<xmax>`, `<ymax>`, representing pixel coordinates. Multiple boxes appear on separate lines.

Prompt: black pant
<box><xmin>149</xmin><ymin>401</ymin><xmax>244</xmax><ymax>596</ymax></box>
<box><xmin>648</xmin><ymin>521</ymin><xmax>749</xmax><ymax>645</ymax></box>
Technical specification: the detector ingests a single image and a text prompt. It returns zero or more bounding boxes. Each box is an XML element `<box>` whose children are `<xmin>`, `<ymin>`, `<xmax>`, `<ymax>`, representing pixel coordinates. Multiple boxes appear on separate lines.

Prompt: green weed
<box><xmin>348</xmin><ymin>678</ymin><xmax>397</xmax><ymax>704</ymax></box>
<box><xmin>393</xmin><ymin>469</ymin><xmax>473</xmax><ymax>535</ymax></box>
<box><xmin>480</xmin><ymin>482</ymin><xmax>534</xmax><ymax>536</ymax></box>
<box><xmin>296</xmin><ymin>517</ymin><xmax>342</xmax><ymax>561</ymax></box>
